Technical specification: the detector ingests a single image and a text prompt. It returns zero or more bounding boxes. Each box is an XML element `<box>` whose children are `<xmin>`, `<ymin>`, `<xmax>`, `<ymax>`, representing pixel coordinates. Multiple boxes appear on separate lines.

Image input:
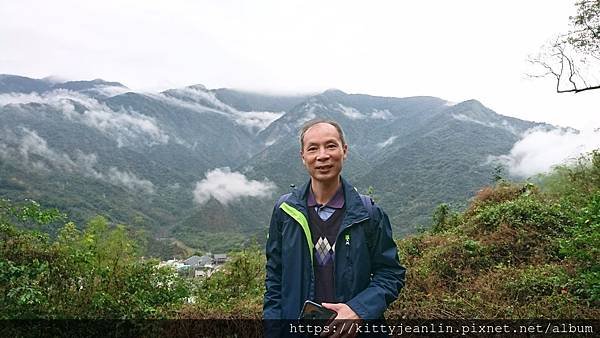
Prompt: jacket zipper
<box><xmin>333</xmin><ymin>217</ymin><xmax>368</xmax><ymax>301</ymax></box>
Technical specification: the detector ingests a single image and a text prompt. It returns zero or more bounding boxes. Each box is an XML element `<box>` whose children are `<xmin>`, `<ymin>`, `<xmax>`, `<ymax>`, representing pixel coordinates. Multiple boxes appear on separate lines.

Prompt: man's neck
<box><xmin>310</xmin><ymin>177</ymin><xmax>341</xmax><ymax>205</ymax></box>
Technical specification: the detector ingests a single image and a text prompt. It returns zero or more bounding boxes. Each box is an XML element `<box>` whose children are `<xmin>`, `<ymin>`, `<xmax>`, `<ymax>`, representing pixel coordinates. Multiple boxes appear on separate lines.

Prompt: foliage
<box><xmin>181</xmin><ymin>246</ymin><xmax>264</xmax><ymax>318</ymax></box>
<box><xmin>431</xmin><ymin>203</ymin><xmax>462</xmax><ymax>233</ymax></box>
<box><xmin>568</xmin><ymin>0</ymin><xmax>600</xmax><ymax>56</ymax></box>
<box><xmin>558</xmin><ymin>191</ymin><xmax>600</xmax><ymax>302</ymax></box>
<box><xmin>389</xmin><ymin>149</ymin><xmax>600</xmax><ymax>319</ymax></box>
<box><xmin>173</xmin><ymin>230</ymin><xmax>249</xmax><ymax>254</ymax></box>
<box><xmin>3</xmin><ymin>149</ymin><xmax>600</xmax><ymax>320</ymax></box>
<box><xmin>492</xmin><ymin>164</ymin><xmax>505</xmax><ymax>183</ymax></box>
<box><xmin>471</xmin><ymin>195</ymin><xmax>571</xmax><ymax>233</ymax></box>
<box><xmin>365</xmin><ymin>185</ymin><xmax>379</xmax><ymax>202</ymax></box>
<box><xmin>0</xmin><ymin>200</ymin><xmax>189</xmax><ymax>319</ymax></box>
<box><xmin>179</xmin><ymin>149</ymin><xmax>599</xmax><ymax>319</ymax></box>
<box><xmin>504</xmin><ymin>264</ymin><xmax>569</xmax><ymax>302</ymax></box>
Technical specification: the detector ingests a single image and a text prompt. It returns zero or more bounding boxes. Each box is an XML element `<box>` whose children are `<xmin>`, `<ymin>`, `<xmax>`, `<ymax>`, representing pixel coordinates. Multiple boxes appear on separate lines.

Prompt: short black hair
<box><xmin>299</xmin><ymin>119</ymin><xmax>346</xmax><ymax>150</ymax></box>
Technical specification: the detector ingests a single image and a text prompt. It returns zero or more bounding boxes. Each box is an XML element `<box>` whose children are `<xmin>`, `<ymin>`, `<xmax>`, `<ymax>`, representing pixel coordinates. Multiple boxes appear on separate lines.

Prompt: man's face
<box><xmin>300</xmin><ymin>123</ymin><xmax>348</xmax><ymax>184</ymax></box>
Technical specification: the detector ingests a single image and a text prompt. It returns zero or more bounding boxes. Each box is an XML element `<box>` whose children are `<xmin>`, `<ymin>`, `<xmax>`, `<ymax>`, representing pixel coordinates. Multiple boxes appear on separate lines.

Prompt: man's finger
<box><xmin>321</xmin><ymin>302</ymin><xmax>340</xmax><ymax>311</ymax></box>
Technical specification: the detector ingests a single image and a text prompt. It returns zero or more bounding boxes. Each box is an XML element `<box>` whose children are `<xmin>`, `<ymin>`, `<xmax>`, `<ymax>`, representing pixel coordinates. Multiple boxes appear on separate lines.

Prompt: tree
<box><xmin>530</xmin><ymin>0</ymin><xmax>600</xmax><ymax>93</ymax></box>
<box><xmin>0</xmin><ymin>199</ymin><xmax>190</xmax><ymax>319</ymax></box>
<box><xmin>492</xmin><ymin>164</ymin><xmax>505</xmax><ymax>183</ymax></box>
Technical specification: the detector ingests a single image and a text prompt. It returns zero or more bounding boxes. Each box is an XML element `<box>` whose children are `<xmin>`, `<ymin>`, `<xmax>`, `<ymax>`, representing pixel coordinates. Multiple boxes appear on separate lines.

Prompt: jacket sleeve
<box><xmin>263</xmin><ymin>203</ymin><xmax>283</xmax><ymax>320</ymax></box>
<box><xmin>346</xmin><ymin>206</ymin><xmax>406</xmax><ymax>319</ymax></box>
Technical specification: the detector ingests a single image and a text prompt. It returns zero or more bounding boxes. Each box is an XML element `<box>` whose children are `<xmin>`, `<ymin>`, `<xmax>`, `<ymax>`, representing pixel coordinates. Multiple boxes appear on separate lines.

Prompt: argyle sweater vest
<box><xmin>308</xmin><ymin>206</ymin><xmax>344</xmax><ymax>303</ymax></box>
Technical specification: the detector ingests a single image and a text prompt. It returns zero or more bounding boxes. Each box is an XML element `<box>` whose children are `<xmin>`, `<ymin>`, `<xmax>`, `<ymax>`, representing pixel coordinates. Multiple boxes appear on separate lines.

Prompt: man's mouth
<box><xmin>315</xmin><ymin>165</ymin><xmax>333</xmax><ymax>170</ymax></box>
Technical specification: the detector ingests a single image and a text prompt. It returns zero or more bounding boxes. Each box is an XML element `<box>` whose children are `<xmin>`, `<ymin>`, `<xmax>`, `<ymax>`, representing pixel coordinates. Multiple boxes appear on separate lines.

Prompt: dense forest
<box><xmin>1</xmin><ymin>150</ymin><xmax>598</xmax><ymax>321</ymax></box>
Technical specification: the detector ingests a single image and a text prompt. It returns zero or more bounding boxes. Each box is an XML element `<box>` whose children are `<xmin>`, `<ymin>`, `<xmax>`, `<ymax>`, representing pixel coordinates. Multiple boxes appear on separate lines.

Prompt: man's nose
<box><xmin>316</xmin><ymin>147</ymin><xmax>330</xmax><ymax>160</ymax></box>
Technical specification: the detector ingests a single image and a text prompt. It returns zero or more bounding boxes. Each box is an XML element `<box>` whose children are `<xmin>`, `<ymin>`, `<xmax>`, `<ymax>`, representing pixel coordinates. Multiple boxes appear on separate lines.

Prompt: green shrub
<box><xmin>190</xmin><ymin>247</ymin><xmax>264</xmax><ymax>316</ymax></box>
<box><xmin>431</xmin><ymin>203</ymin><xmax>462</xmax><ymax>233</ymax></box>
<box><xmin>559</xmin><ymin>192</ymin><xmax>600</xmax><ymax>303</ymax></box>
<box><xmin>0</xmin><ymin>200</ymin><xmax>190</xmax><ymax>319</ymax></box>
<box><xmin>473</xmin><ymin>195</ymin><xmax>572</xmax><ymax>233</ymax></box>
<box><xmin>504</xmin><ymin>265</ymin><xmax>569</xmax><ymax>302</ymax></box>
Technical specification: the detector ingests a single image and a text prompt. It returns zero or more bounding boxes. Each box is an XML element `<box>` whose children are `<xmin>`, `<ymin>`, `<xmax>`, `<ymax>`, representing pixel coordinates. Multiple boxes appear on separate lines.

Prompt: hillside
<box><xmin>184</xmin><ymin>150</ymin><xmax>600</xmax><ymax>319</ymax></box>
<box><xmin>1</xmin><ymin>150</ymin><xmax>598</xmax><ymax>324</ymax></box>
<box><xmin>0</xmin><ymin>74</ymin><xmax>553</xmax><ymax>255</ymax></box>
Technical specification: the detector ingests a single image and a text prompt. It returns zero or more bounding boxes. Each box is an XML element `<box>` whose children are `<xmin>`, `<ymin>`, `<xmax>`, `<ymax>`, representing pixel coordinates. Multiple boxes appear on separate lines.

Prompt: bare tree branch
<box><xmin>528</xmin><ymin>0</ymin><xmax>600</xmax><ymax>93</ymax></box>
<box><xmin>556</xmin><ymin>84</ymin><xmax>600</xmax><ymax>93</ymax></box>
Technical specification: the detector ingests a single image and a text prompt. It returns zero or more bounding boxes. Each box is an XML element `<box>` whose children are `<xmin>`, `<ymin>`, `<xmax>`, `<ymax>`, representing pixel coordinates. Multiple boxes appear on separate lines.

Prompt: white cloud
<box><xmin>106</xmin><ymin>167</ymin><xmax>155</xmax><ymax>194</ymax></box>
<box><xmin>501</xmin><ymin>119</ymin><xmax>519</xmax><ymax>135</ymax></box>
<box><xmin>72</xmin><ymin>151</ymin><xmax>103</xmax><ymax>179</ymax></box>
<box><xmin>163</xmin><ymin>86</ymin><xmax>235</xmax><ymax>113</ymax></box>
<box><xmin>453</xmin><ymin>113</ymin><xmax>490</xmax><ymax>126</ymax></box>
<box><xmin>0</xmin><ymin>128</ymin><xmax>155</xmax><ymax>193</ymax></box>
<box><xmin>295</xmin><ymin>103</ymin><xmax>317</xmax><ymax>127</ymax></box>
<box><xmin>14</xmin><ymin>128</ymin><xmax>78</xmax><ymax>173</ymax></box>
<box><xmin>193</xmin><ymin>167</ymin><xmax>276</xmax><ymax>205</ymax></box>
<box><xmin>338</xmin><ymin>104</ymin><xmax>365</xmax><ymax>120</ymax></box>
<box><xmin>147</xmin><ymin>92</ymin><xmax>230</xmax><ymax>116</ymax></box>
<box><xmin>1</xmin><ymin>1</ymin><xmax>596</xmax><ymax>131</ymax></box>
<box><xmin>86</xmin><ymin>85</ymin><xmax>130</xmax><ymax>97</ymax></box>
<box><xmin>154</xmin><ymin>88</ymin><xmax>283</xmax><ymax>131</ymax></box>
<box><xmin>490</xmin><ymin>127</ymin><xmax>600</xmax><ymax>177</ymax></box>
<box><xmin>234</xmin><ymin>111</ymin><xmax>284</xmax><ymax>131</ymax></box>
<box><xmin>453</xmin><ymin>113</ymin><xmax>519</xmax><ymax>135</ymax></box>
<box><xmin>0</xmin><ymin>90</ymin><xmax>169</xmax><ymax>147</ymax></box>
<box><xmin>83</xmin><ymin>106</ymin><xmax>168</xmax><ymax>147</ymax></box>
<box><xmin>370</xmin><ymin>109</ymin><xmax>393</xmax><ymax>119</ymax></box>
<box><xmin>376</xmin><ymin>136</ymin><xmax>397</xmax><ymax>148</ymax></box>
<box><xmin>0</xmin><ymin>92</ymin><xmax>45</xmax><ymax>106</ymax></box>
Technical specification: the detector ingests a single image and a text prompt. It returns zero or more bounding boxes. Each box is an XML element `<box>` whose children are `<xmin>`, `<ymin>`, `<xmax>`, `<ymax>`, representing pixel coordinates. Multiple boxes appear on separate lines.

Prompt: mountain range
<box><xmin>0</xmin><ymin>74</ymin><xmax>554</xmax><ymax>255</ymax></box>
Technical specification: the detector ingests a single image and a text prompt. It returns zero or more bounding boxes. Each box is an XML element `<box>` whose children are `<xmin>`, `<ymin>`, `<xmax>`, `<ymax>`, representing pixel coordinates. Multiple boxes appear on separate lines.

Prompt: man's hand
<box><xmin>321</xmin><ymin>303</ymin><xmax>359</xmax><ymax>319</ymax></box>
<box><xmin>321</xmin><ymin>303</ymin><xmax>360</xmax><ymax>337</ymax></box>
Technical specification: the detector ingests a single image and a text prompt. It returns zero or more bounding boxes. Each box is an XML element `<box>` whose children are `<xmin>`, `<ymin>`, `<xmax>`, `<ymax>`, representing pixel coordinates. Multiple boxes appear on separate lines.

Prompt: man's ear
<box><xmin>343</xmin><ymin>144</ymin><xmax>348</xmax><ymax>160</ymax></box>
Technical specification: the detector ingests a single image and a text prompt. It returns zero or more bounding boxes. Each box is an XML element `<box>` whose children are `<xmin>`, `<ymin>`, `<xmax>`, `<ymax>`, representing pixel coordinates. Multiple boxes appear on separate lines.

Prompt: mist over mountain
<box><xmin>0</xmin><ymin>74</ymin><xmax>558</xmax><ymax>255</ymax></box>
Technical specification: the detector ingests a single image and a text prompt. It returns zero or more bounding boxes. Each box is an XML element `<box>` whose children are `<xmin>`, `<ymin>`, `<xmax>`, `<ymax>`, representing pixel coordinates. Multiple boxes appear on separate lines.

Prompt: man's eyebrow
<box><xmin>306</xmin><ymin>138</ymin><xmax>340</xmax><ymax>146</ymax></box>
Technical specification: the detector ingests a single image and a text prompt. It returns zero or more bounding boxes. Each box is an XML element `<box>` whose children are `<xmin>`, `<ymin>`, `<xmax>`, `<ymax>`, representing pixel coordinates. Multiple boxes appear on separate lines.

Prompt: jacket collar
<box><xmin>287</xmin><ymin>176</ymin><xmax>369</xmax><ymax>226</ymax></box>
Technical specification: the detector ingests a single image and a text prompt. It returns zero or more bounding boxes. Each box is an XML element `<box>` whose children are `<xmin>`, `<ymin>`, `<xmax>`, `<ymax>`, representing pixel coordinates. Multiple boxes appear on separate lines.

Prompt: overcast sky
<box><xmin>1</xmin><ymin>0</ymin><xmax>598</xmax><ymax>130</ymax></box>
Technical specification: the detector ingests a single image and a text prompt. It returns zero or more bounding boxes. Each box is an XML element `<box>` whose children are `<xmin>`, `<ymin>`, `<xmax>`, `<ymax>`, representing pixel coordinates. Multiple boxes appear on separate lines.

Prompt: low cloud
<box><xmin>338</xmin><ymin>104</ymin><xmax>366</xmax><ymax>119</ymax></box>
<box><xmin>0</xmin><ymin>128</ymin><xmax>155</xmax><ymax>194</ymax></box>
<box><xmin>0</xmin><ymin>90</ymin><xmax>169</xmax><ymax>147</ymax></box>
<box><xmin>156</xmin><ymin>88</ymin><xmax>283</xmax><ymax>131</ymax></box>
<box><xmin>376</xmin><ymin>136</ymin><xmax>397</xmax><ymax>148</ymax></box>
<box><xmin>234</xmin><ymin>111</ymin><xmax>284</xmax><ymax>131</ymax></box>
<box><xmin>106</xmin><ymin>167</ymin><xmax>155</xmax><ymax>194</ymax></box>
<box><xmin>295</xmin><ymin>103</ymin><xmax>318</xmax><ymax>126</ymax></box>
<box><xmin>453</xmin><ymin>113</ymin><xmax>518</xmax><ymax>135</ymax></box>
<box><xmin>164</xmin><ymin>86</ymin><xmax>235</xmax><ymax>113</ymax></box>
<box><xmin>85</xmin><ymin>85</ymin><xmax>130</xmax><ymax>97</ymax></box>
<box><xmin>445</xmin><ymin>101</ymin><xmax>457</xmax><ymax>106</ymax></box>
<box><xmin>193</xmin><ymin>167</ymin><xmax>276</xmax><ymax>205</ymax></box>
<box><xmin>16</xmin><ymin>128</ymin><xmax>76</xmax><ymax>173</ymax></box>
<box><xmin>150</xmin><ymin>91</ymin><xmax>231</xmax><ymax>117</ymax></box>
<box><xmin>489</xmin><ymin>127</ymin><xmax>600</xmax><ymax>177</ymax></box>
<box><xmin>371</xmin><ymin>109</ymin><xmax>393</xmax><ymax>119</ymax></box>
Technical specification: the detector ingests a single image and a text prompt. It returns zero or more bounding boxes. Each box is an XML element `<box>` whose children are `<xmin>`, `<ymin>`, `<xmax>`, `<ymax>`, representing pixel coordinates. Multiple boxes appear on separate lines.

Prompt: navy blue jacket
<box><xmin>263</xmin><ymin>177</ymin><xmax>406</xmax><ymax>320</ymax></box>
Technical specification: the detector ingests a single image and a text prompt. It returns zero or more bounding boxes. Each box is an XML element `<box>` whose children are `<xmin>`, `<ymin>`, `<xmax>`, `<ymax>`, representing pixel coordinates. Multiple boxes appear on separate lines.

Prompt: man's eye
<box><xmin>307</xmin><ymin>147</ymin><xmax>317</xmax><ymax>152</ymax></box>
<box><xmin>327</xmin><ymin>144</ymin><xmax>337</xmax><ymax>149</ymax></box>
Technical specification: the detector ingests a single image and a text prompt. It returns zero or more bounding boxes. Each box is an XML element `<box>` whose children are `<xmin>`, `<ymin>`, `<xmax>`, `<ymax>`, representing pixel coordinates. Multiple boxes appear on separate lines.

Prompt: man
<box><xmin>263</xmin><ymin>119</ymin><xmax>405</xmax><ymax>324</ymax></box>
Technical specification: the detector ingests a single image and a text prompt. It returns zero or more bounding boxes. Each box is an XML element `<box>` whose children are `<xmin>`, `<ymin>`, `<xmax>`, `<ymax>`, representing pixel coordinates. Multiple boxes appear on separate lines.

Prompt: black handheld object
<box><xmin>299</xmin><ymin>300</ymin><xmax>337</xmax><ymax>321</ymax></box>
